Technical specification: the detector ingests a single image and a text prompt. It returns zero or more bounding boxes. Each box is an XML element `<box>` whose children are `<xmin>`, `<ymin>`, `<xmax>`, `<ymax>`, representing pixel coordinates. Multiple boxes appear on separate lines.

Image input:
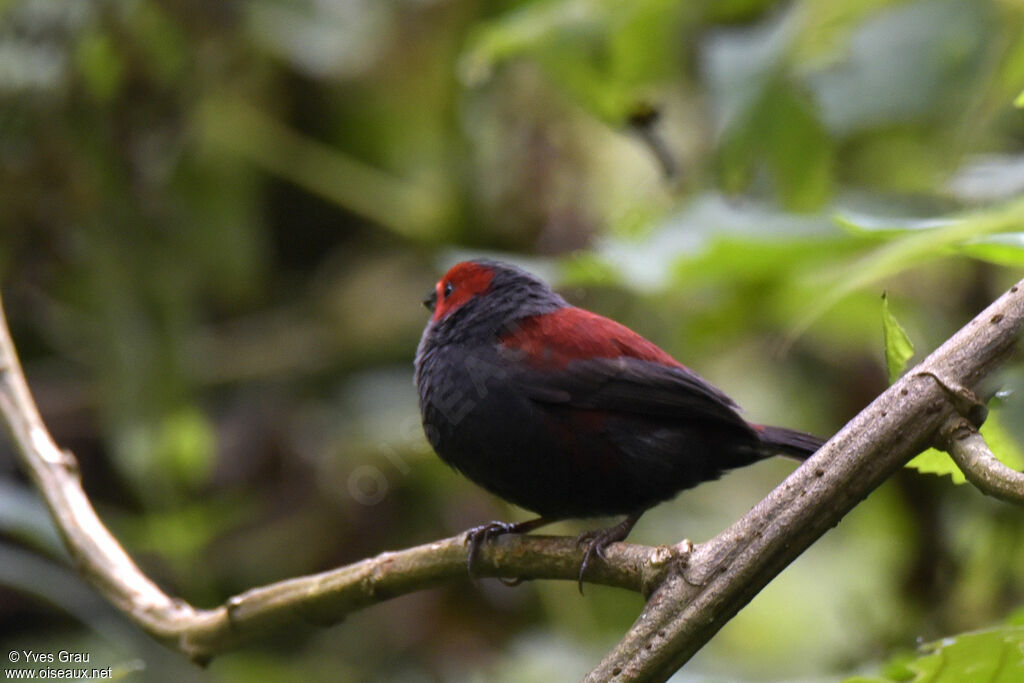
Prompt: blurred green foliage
<box><xmin>2</xmin><ymin>0</ymin><xmax>1024</xmax><ymax>680</ymax></box>
<box><xmin>846</xmin><ymin>617</ymin><xmax>1024</xmax><ymax>682</ymax></box>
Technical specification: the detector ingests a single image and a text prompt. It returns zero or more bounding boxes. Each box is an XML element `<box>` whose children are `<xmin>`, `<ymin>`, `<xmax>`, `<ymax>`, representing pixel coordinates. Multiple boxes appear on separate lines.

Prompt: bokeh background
<box><xmin>2</xmin><ymin>0</ymin><xmax>1024</xmax><ymax>680</ymax></box>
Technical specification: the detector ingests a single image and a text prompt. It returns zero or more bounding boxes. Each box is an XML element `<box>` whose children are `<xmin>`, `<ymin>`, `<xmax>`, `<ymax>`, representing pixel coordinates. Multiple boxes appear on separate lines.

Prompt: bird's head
<box><xmin>421</xmin><ymin>260</ymin><xmax>567</xmax><ymax>331</ymax></box>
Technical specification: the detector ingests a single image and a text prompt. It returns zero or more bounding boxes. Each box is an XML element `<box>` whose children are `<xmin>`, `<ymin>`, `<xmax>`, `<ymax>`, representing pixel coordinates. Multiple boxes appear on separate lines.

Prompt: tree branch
<box><xmin>0</xmin><ymin>296</ymin><xmax>213</xmax><ymax>654</ymax></box>
<box><xmin>585</xmin><ymin>279</ymin><xmax>1024</xmax><ymax>681</ymax></box>
<box><xmin>3</xmin><ymin>278</ymin><xmax>1023</xmax><ymax>677</ymax></box>
<box><xmin>175</xmin><ymin>534</ymin><xmax>674</xmax><ymax>663</ymax></box>
<box><xmin>938</xmin><ymin>417</ymin><xmax>1024</xmax><ymax>505</ymax></box>
<box><xmin>0</xmin><ymin>292</ymin><xmax>678</xmax><ymax>661</ymax></box>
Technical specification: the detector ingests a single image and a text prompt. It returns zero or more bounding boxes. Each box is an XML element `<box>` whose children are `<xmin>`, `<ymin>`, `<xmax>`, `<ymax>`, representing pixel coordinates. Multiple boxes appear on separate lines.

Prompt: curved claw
<box><xmin>573</xmin><ymin>513</ymin><xmax>643</xmax><ymax>594</ymax></box>
<box><xmin>465</xmin><ymin>521</ymin><xmax>512</xmax><ymax>577</ymax></box>
<box><xmin>463</xmin><ymin>517</ymin><xmax>551</xmax><ymax>582</ymax></box>
<box><xmin>575</xmin><ymin>532</ymin><xmax>615</xmax><ymax>594</ymax></box>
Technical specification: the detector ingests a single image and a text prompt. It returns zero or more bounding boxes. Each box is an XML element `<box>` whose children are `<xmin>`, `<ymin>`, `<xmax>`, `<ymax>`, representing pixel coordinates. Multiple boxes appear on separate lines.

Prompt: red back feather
<box><xmin>500</xmin><ymin>307</ymin><xmax>684</xmax><ymax>370</ymax></box>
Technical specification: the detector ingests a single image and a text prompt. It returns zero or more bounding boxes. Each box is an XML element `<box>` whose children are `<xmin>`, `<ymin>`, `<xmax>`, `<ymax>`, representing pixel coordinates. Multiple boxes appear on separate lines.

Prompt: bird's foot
<box><xmin>464</xmin><ymin>517</ymin><xmax>550</xmax><ymax>581</ymax></box>
<box><xmin>574</xmin><ymin>513</ymin><xmax>642</xmax><ymax>594</ymax></box>
<box><xmin>465</xmin><ymin>521</ymin><xmax>518</xmax><ymax>577</ymax></box>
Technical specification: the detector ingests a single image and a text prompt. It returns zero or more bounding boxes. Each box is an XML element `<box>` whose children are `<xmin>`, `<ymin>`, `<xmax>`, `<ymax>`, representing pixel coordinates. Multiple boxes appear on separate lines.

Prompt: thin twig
<box><xmin>939</xmin><ymin>418</ymin><xmax>1024</xmax><ymax>505</ymax></box>
<box><xmin>0</xmin><ymin>297</ymin><xmax>215</xmax><ymax>655</ymax></box>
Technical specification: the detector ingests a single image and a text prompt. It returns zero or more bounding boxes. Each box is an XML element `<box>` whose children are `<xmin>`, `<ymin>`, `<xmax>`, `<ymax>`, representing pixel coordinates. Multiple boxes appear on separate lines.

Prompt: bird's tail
<box><xmin>756</xmin><ymin>425</ymin><xmax>826</xmax><ymax>460</ymax></box>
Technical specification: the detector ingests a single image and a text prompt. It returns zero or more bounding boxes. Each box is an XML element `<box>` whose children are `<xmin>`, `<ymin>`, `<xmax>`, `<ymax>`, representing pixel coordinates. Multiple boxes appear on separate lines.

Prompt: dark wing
<box><xmin>506</xmin><ymin>355</ymin><xmax>755</xmax><ymax>434</ymax></box>
<box><xmin>497</xmin><ymin>306</ymin><xmax>753</xmax><ymax>432</ymax></box>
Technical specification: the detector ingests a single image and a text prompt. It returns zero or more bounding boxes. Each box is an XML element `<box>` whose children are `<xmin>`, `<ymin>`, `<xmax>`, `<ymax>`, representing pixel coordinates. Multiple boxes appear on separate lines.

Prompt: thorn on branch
<box><xmin>915</xmin><ymin>371</ymin><xmax>988</xmax><ymax>427</ymax></box>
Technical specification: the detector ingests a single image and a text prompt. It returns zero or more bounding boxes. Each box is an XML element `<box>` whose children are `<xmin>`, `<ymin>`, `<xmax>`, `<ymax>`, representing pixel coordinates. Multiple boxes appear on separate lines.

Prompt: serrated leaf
<box><xmin>882</xmin><ymin>293</ymin><xmax>914</xmax><ymax>384</ymax></box>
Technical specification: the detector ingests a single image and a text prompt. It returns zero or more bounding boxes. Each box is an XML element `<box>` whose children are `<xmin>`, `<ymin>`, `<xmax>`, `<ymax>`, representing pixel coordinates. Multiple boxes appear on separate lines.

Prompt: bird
<box><xmin>414</xmin><ymin>259</ymin><xmax>824</xmax><ymax>589</ymax></box>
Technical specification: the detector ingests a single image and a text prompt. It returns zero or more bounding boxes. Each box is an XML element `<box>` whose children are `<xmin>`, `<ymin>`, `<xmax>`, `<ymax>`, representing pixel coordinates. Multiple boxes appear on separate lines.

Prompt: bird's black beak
<box><xmin>423</xmin><ymin>290</ymin><xmax>437</xmax><ymax>312</ymax></box>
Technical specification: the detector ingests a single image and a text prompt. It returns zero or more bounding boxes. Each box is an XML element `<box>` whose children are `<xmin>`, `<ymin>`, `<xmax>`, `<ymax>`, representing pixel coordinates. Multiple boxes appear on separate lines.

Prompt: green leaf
<box><xmin>906</xmin><ymin>448</ymin><xmax>966</xmax><ymax>485</ymax></box>
<box><xmin>1008</xmin><ymin>606</ymin><xmax>1024</xmax><ymax>626</ymax></box>
<box><xmin>717</xmin><ymin>81</ymin><xmax>835</xmax><ymax>210</ymax></box>
<box><xmin>75</xmin><ymin>32</ymin><xmax>125</xmax><ymax>101</ymax></box>
<box><xmin>905</xmin><ymin>626</ymin><xmax>1024</xmax><ymax>682</ymax></box>
<box><xmin>790</xmin><ymin>195</ymin><xmax>1024</xmax><ymax>339</ymax></box>
<box><xmin>763</xmin><ymin>87</ymin><xmax>835</xmax><ymax>210</ymax></box>
<box><xmin>834</xmin><ymin>214</ymin><xmax>952</xmax><ymax>240</ymax></box>
<box><xmin>846</xmin><ymin>624</ymin><xmax>1024</xmax><ymax>683</ymax></box>
<box><xmin>458</xmin><ymin>0</ymin><xmax>682</xmax><ymax>122</ymax></box>
<box><xmin>1015</xmin><ymin>89</ymin><xmax>1024</xmax><ymax>108</ymax></box>
<box><xmin>156</xmin><ymin>406</ymin><xmax>216</xmax><ymax>491</ymax></box>
<box><xmin>881</xmin><ymin>293</ymin><xmax>914</xmax><ymax>384</ymax></box>
<box><xmin>957</xmin><ymin>233</ymin><xmax>1024</xmax><ymax>267</ymax></box>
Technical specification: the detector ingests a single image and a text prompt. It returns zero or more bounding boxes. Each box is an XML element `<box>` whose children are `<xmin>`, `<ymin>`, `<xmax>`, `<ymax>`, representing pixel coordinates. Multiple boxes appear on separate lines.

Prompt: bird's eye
<box><xmin>443</xmin><ymin>282</ymin><xmax>454</xmax><ymax>299</ymax></box>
